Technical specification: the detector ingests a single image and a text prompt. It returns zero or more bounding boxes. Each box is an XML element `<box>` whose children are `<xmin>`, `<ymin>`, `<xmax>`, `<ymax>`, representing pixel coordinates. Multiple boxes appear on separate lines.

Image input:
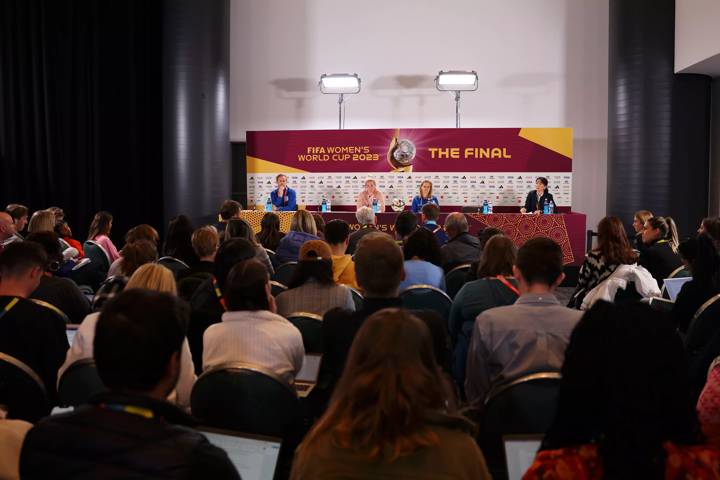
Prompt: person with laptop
<box><xmin>292</xmin><ymin>309</ymin><xmax>490</xmax><ymax>479</ymax></box>
<box><xmin>672</xmin><ymin>234</ymin><xmax>719</xmax><ymax>333</ymax></box>
<box><xmin>20</xmin><ymin>289</ymin><xmax>240</xmax><ymax>479</ymax></box>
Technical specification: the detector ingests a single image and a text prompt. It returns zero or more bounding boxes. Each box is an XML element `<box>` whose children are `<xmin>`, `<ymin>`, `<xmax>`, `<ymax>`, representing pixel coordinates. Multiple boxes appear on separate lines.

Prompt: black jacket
<box><xmin>638</xmin><ymin>240</ymin><xmax>683</xmax><ymax>287</ymax></box>
<box><xmin>20</xmin><ymin>392</ymin><xmax>240</xmax><ymax>480</ymax></box>
<box><xmin>440</xmin><ymin>232</ymin><xmax>481</xmax><ymax>272</ymax></box>
<box><xmin>523</xmin><ymin>189</ymin><xmax>555</xmax><ymax>213</ymax></box>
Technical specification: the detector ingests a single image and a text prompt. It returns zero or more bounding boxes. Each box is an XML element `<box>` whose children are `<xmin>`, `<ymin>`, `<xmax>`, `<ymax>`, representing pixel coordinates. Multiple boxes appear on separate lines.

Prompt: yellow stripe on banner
<box><xmin>246</xmin><ymin>156</ymin><xmax>308</xmax><ymax>174</ymax></box>
<box><xmin>518</xmin><ymin>128</ymin><xmax>573</xmax><ymax>159</ymax></box>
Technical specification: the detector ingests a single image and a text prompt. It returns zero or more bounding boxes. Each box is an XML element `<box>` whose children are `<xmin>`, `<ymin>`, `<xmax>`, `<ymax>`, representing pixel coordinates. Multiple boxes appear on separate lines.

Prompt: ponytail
<box><xmin>665</xmin><ymin>217</ymin><xmax>679</xmax><ymax>253</ymax></box>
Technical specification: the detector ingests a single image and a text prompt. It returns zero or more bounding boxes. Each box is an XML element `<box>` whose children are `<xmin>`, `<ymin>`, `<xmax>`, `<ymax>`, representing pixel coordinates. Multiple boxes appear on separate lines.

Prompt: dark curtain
<box><xmin>0</xmin><ymin>0</ymin><xmax>163</xmax><ymax>245</ymax></box>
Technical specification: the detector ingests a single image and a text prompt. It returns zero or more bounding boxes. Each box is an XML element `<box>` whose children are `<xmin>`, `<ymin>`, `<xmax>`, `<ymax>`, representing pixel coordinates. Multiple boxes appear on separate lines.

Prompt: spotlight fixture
<box><xmin>319</xmin><ymin>73</ymin><xmax>361</xmax><ymax>129</ymax></box>
<box><xmin>435</xmin><ymin>70</ymin><xmax>478</xmax><ymax>128</ymax></box>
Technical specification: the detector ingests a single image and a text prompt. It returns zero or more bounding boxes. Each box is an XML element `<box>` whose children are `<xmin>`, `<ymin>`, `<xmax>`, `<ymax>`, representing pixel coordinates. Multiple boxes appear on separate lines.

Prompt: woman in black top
<box><xmin>672</xmin><ymin>234</ymin><xmax>720</xmax><ymax>333</ymax></box>
<box><xmin>632</xmin><ymin>210</ymin><xmax>653</xmax><ymax>252</ymax></box>
<box><xmin>638</xmin><ymin>216</ymin><xmax>682</xmax><ymax>287</ymax></box>
<box><xmin>520</xmin><ymin>177</ymin><xmax>554</xmax><ymax>214</ymax></box>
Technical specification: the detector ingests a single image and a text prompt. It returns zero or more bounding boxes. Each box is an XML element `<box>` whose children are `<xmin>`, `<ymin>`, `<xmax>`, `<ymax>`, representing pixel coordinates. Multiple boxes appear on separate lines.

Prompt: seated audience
<box><xmin>672</xmin><ymin>234</ymin><xmax>720</xmax><ymax>333</ymax></box>
<box><xmin>449</xmin><ymin>235</ymin><xmax>519</xmax><ymax>386</ymax></box>
<box><xmin>59</xmin><ymin>263</ymin><xmax>195</xmax><ymax>408</ymax></box>
<box><xmin>441</xmin><ymin>212</ymin><xmax>480</xmax><ymax>272</ymax></box>
<box><xmin>108</xmin><ymin>239</ymin><xmax>158</xmax><ymax>278</ymax></box>
<box><xmin>188</xmin><ymin>239</ymin><xmax>257</xmax><ymax>372</ymax></box>
<box><xmin>162</xmin><ymin>214</ymin><xmax>199</xmax><ymax>268</ymax></box>
<box><xmin>699</xmin><ymin>217</ymin><xmax>720</xmax><ymax>251</ymax></box>
<box><xmin>324</xmin><ymin>219</ymin><xmax>360</xmax><ymax>290</ymax></box>
<box><xmin>569</xmin><ymin>216</ymin><xmax>638</xmax><ymax>308</ymax></box>
<box><xmin>21</xmin><ymin>289</ymin><xmax>239</xmax><ymax>479</ymax></box>
<box><xmin>0</xmin><ymin>242</ymin><xmax>68</xmax><ymax>402</ymax></box>
<box><xmin>257</xmin><ymin>211</ymin><xmax>285</xmax><ymax>252</ymax></box>
<box><xmin>224</xmin><ymin>218</ymin><xmax>274</xmax><ymax>274</ymax></box>
<box><xmin>639</xmin><ymin>216</ymin><xmax>683</xmax><ymax>286</ymax></box>
<box><xmin>203</xmin><ymin>259</ymin><xmax>304</xmax><ymax>385</ymax></box>
<box><xmin>26</xmin><ymin>232</ymin><xmax>91</xmax><ymax>324</ymax></box>
<box><xmin>291</xmin><ymin>309</ymin><xmax>490</xmax><ymax>480</ymax></box>
<box><xmin>27</xmin><ymin>209</ymin><xmax>55</xmax><ymax>234</ymax></box>
<box><xmin>697</xmin><ymin>356</ymin><xmax>720</xmax><ymax>447</ymax></box>
<box><xmin>275</xmin><ymin>240</ymin><xmax>355</xmax><ymax>317</ymax></box>
<box><xmin>177</xmin><ymin>225</ymin><xmax>218</xmax><ymax>280</ymax></box>
<box><xmin>465</xmin><ymin>237</ymin><xmax>582</xmax><ymax>406</ymax></box>
<box><xmin>465</xmin><ymin>227</ymin><xmax>502</xmax><ymax>282</ymax></box>
<box><xmin>632</xmin><ymin>210</ymin><xmax>653</xmax><ymax>252</ymax></box>
<box><xmin>393</xmin><ymin>210</ymin><xmax>418</xmax><ymax>246</ymax></box>
<box><xmin>275</xmin><ymin>210</ymin><xmax>320</xmax><ymax>264</ymax></box>
<box><xmin>347</xmin><ymin>206</ymin><xmax>386</xmax><ymax>255</ymax></box>
<box><xmin>399</xmin><ymin>228</ymin><xmax>446</xmax><ymax>292</ymax></box>
<box><xmin>0</xmin><ymin>406</ymin><xmax>31</xmax><ymax>480</ymax></box>
<box><xmin>420</xmin><ymin>203</ymin><xmax>448</xmax><ymax>246</ymax></box>
<box><xmin>216</xmin><ymin>199</ymin><xmax>242</xmax><ymax>236</ymax></box>
<box><xmin>54</xmin><ymin>221</ymin><xmax>84</xmax><ymax>258</ymax></box>
<box><xmin>526</xmin><ymin>301</ymin><xmax>720</xmax><ymax>478</ymax></box>
<box><xmin>0</xmin><ymin>211</ymin><xmax>21</xmax><ymax>251</ymax></box>
<box><xmin>355</xmin><ymin>178</ymin><xmax>385</xmax><ymax>212</ymax></box>
<box><xmin>411</xmin><ymin>179</ymin><xmax>440</xmax><ymax>213</ymax></box>
<box><xmin>5</xmin><ymin>204</ymin><xmax>28</xmax><ymax>237</ymax></box>
<box><xmin>312</xmin><ymin>213</ymin><xmax>326</xmax><ymax>240</ymax></box>
<box><xmin>87</xmin><ymin>210</ymin><xmax>120</xmax><ymax>263</ymax></box>
<box><xmin>107</xmin><ymin>224</ymin><xmax>160</xmax><ymax>277</ymax></box>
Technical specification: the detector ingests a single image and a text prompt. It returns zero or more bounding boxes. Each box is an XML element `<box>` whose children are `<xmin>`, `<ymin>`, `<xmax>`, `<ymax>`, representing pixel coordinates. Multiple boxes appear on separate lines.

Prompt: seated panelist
<box><xmin>411</xmin><ymin>180</ymin><xmax>439</xmax><ymax>213</ymax></box>
<box><xmin>271</xmin><ymin>173</ymin><xmax>297</xmax><ymax>211</ymax></box>
<box><xmin>520</xmin><ymin>176</ymin><xmax>555</xmax><ymax>214</ymax></box>
<box><xmin>355</xmin><ymin>178</ymin><xmax>386</xmax><ymax>212</ymax></box>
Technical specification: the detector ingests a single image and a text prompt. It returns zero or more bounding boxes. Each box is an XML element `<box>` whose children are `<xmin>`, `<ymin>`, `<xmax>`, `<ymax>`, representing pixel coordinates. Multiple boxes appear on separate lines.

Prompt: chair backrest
<box><xmin>83</xmin><ymin>240</ymin><xmax>110</xmax><ymax>272</ymax></box>
<box><xmin>480</xmin><ymin>372</ymin><xmax>562</xmax><ymax>479</ymax></box>
<box><xmin>286</xmin><ymin>312</ymin><xmax>323</xmax><ymax>353</ymax></box>
<box><xmin>445</xmin><ymin>263</ymin><xmax>472</xmax><ymax>299</ymax></box>
<box><xmin>265</xmin><ymin>249</ymin><xmax>278</xmax><ymax>268</ymax></box>
<box><xmin>399</xmin><ymin>285</ymin><xmax>453</xmax><ymax>321</ymax></box>
<box><xmin>270</xmin><ymin>281</ymin><xmax>288</xmax><ymax>297</ymax></box>
<box><xmin>272</xmin><ymin>262</ymin><xmax>298</xmax><ymax>287</ymax></box>
<box><xmin>668</xmin><ymin>265</ymin><xmax>691</xmax><ymax>279</ymax></box>
<box><xmin>157</xmin><ymin>256</ymin><xmax>190</xmax><ymax>278</ymax></box>
<box><xmin>178</xmin><ymin>272</ymin><xmax>212</xmax><ymax>302</ymax></box>
<box><xmin>0</xmin><ymin>352</ymin><xmax>50</xmax><ymax>422</ymax></box>
<box><xmin>57</xmin><ymin>358</ymin><xmax>106</xmax><ymax>407</ymax></box>
<box><xmin>686</xmin><ymin>294</ymin><xmax>720</xmax><ymax>352</ymax></box>
<box><xmin>30</xmin><ymin>298</ymin><xmax>70</xmax><ymax>323</ymax></box>
<box><xmin>349</xmin><ymin>288</ymin><xmax>364</xmax><ymax>310</ymax></box>
<box><xmin>191</xmin><ymin>362</ymin><xmax>300</xmax><ymax>437</ymax></box>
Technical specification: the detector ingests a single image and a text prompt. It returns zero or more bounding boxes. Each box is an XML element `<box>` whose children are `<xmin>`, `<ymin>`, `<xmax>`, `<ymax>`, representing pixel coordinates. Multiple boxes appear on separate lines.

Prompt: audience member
<box><xmin>162</xmin><ymin>214</ymin><xmax>199</xmax><ymax>267</ymax></box>
<box><xmin>393</xmin><ymin>210</ymin><xmax>418</xmax><ymax>245</ymax></box>
<box><xmin>5</xmin><ymin>204</ymin><xmax>29</xmax><ymax>236</ymax></box>
<box><xmin>203</xmin><ymin>259</ymin><xmax>304</xmax><ymax>384</ymax></box>
<box><xmin>107</xmin><ymin>224</ymin><xmax>160</xmax><ymax>276</ymax></box>
<box><xmin>87</xmin><ymin>210</ymin><xmax>120</xmax><ymax>263</ymax></box>
<box><xmin>188</xmin><ymin>239</ymin><xmax>257</xmax><ymax>372</ymax></box>
<box><xmin>312</xmin><ymin>213</ymin><xmax>326</xmax><ymax>240</ymax></box>
<box><xmin>699</xmin><ymin>216</ymin><xmax>720</xmax><ymax>248</ymax></box>
<box><xmin>26</xmin><ymin>232</ymin><xmax>91</xmax><ymax>324</ymax></box>
<box><xmin>449</xmin><ymin>235</ymin><xmax>519</xmax><ymax>386</ymax></box>
<box><xmin>697</xmin><ymin>356</ymin><xmax>720</xmax><ymax>447</ymax></box>
<box><xmin>569</xmin><ymin>216</ymin><xmax>638</xmax><ymax>308</ymax></box>
<box><xmin>672</xmin><ymin>234</ymin><xmax>720</xmax><ymax>333</ymax></box>
<box><xmin>526</xmin><ymin>301</ymin><xmax>720</xmax><ymax>478</ymax></box>
<box><xmin>27</xmin><ymin>209</ymin><xmax>55</xmax><ymax>234</ymax></box>
<box><xmin>257</xmin><ymin>211</ymin><xmax>285</xmax><ymax>252</ymax></box>
<box><xmin>114</xmin><ymin>240</ymin><xmax>158</xmax><ymax>278</ymax></box>
<box><xmin>0</xmin><ymin>211</ymin><xmax>21</xmax><ymax>251</ymax></box>
<box><xmin>465</xmin><ymin>227</ymin><xmax>502</xmax><ymax>282</ymax></box>
<box><xmin>420</xmin><ymin>203</ymin><xmax>448</xmax><ymax>246</ymax></box>
<box><xmin>216</xmin><ymin>199</ymin><xmax>242</xmax><ymax>236</ymax></box>
<box><xmin>632</xmin><ymin>210</ymin><xmax>653</xmax><ymax>252</ymax></box>
<box><xmin>21</xmin><ymin>289</ymin><xmax>239</xmax><ymax>479</ymax></box>
<box><xmin>0</xmin><ymin>406</ymin><xmax>32</xmax><ymax>480</ymax></box>
<box><xmin>177</xmin><ymin>225</ymin><xmax>218</xmax><ymax>280</ymax></box>
<box><xmin>465</xmin><ymin>237</ymin><xmax>582</xmax><ymax>406</ymax></box>
<box><xmin>275</xmin><ymin>240</ymin><xmax>354</xmax><ymax>317</ymax></box>
<box><xmin>54</xmin><ymin>221</ymin><xmax>84</xmax><ymax>258</ymax></box>
<box><xmin>0</xmin><ymin>242</ymin><xmax>68</xmax><ymax>402</ymax></box>
<box><xmin>224</xmin><ymin>218</ymin><xmax>274</xmax><ymax>273</ymax></box>
<box><xmin>275</xmin><ymin>210</ymin><xmax>320</xmax><ymax>264</ymax></box>
<box><xmin>324</xmin><ymin>219</ymin><xmax>359</xmax><ymax>290</ymax></box>
<box><xmin>292</xmin><ymin>309</ymin><xmax>490</xmax><ymax>480</ymax></box>
<box><xmin>441</xmin><ymin>212</ymin><xmax>480</xmax><ymax>272</ymax></box>
<box><xmin>639</xmin><ymin>216</ymin><xmax>683</xmax><ymax>286</ymax></box>
<box><xmin>58</xmin><ymin>263</ymin><xmax>196</xmax><ymax>408</ymax></box>
<box><xmin>347</xmin><ymin>206</ymin><xmax>385</xmax><ymax>255</ymax></box>
<box><xmin>399</xmin><ymin>228</ymin><xmax>445</xmax><ymax>292</ymax></box>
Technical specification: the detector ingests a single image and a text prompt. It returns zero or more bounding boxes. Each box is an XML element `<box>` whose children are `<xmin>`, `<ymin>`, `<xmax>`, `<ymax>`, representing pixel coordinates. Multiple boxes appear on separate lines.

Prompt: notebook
<box><xmin>294</xmin><ymin>354</ymin><xmax>322</xmax><ymax>398</ymax></box>
<box><xmin>66</xmin><ymin>324</ymin><xmax>79</xmax><ymax>346</ymax></box>
<box><xmin>504</xmin><ymin>434</ymin><xmax>543</xmax><ymax>480</ymax></box>
<box><xmin>663</xmin><ymin>276</ymin><xmax>692</xmax><ymax>302</ymax></box>
<box><xmin>198</xmin><ymin>427</ymin><xmax>281</xmax><ymax>480</ymax></box>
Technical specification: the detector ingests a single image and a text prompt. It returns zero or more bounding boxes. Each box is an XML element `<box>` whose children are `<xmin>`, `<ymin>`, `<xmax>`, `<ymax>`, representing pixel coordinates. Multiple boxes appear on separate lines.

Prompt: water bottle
<box><xmin>265</xmin><ymin>197</ymin><xmax>272</xmax><ymax>212</ymax></box>
<box><xmin>482</xmin><ymin>199</ymin><xmax>489</xmax><ymax>214</ymax></box>
<box><xmin>543</xmin><ymin>198</ymin><xmax>549</xmax><ymax>215</ymax></box>
<box><xmin>321</xmin><ymin>198</ymin><xmax>328</xmax><ymax>213</ymax></box>
<box><xmin>372</xmin><ymin>198</ymin><xmax>379</xmax><ymax>213</ymax></box>
<box><xmin>488</xmin><ymin>200</ymin><xmax>493</xmax><ymax>214</ymax></box>
<box><xmin>549</xmin><ymin>200</ymin><xmax>555</xmax><ymax>214</ymax></box>
<box><xmin>326</xmin><ymin>198</ymin><xmax>331</xmax><ymax>212</ymax></box>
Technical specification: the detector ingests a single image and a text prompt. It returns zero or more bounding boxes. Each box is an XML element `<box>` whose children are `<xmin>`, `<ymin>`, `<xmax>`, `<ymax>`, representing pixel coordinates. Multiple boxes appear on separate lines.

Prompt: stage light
<box><xmin>435</xmin><ymin>70</ymin><xmax>478</xmax><ymax>128</ymax></box>
<box><xmin>319</xmin><ymin>73</ymin><xmax>361</xmax><ymax>129</ymax></box>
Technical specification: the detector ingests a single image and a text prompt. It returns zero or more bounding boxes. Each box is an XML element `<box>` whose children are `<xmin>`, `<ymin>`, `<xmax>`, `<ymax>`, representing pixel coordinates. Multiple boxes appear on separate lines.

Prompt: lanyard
<box><xmin>496</xmin><ymin>275</ymin><xmax>521</xmax><ymax>296</ymax></box>
<box><xmin>0</xmin><ymin>298</ymin><xmax>19</xmax><ymax>320</ymax></box>
<box><xmin>212</xmin><ymin>276</ymin><xmax>228</xmax><ymax>311</ymax></box>
<box><xmin>100</xmin><ymin>403</ymin><xmax>154</xmax><ymax>419</ymax></box>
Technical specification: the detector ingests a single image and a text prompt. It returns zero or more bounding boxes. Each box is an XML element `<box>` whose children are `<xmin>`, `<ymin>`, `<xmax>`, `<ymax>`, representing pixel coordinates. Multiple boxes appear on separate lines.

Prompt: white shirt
<box><xmin>203</xmin><ymin>309</ymin><xmax>304</xmax><ymax>385</ymax></box>
<box><xmin>57</xmin><ymin>312</ymin><xmax>197</xmax><ymax>409</ymax></box>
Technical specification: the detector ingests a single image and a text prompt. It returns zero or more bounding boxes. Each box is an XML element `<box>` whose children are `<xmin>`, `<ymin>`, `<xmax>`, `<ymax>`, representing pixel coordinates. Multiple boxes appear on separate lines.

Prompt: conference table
<box><xmin>239</xmin><ymin>210</ymin><xmax>587</xmax><ymax>266</ymax></box>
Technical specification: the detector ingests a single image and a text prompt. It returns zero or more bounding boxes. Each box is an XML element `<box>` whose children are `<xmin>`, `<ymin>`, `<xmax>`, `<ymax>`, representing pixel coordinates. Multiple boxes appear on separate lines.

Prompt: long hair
<box><xmin>290</xmin><ymin>210</ymin><xmax>317</xmax><ymax>236</ymax></box>
<box><xmin>687</xmin><ymin>234</ymin><xmax>720</xmax><ymax>290</ymax></box>
<box><xmin>647</xmin><ymin>216</ymin><xmax>679</xmax><ymax>252</ymax></box>
<box><xmin>541</xmin><ymin>301</ymin><xmax>700</xmax><ymax>478</ymax></box>
<box><xmin>288</xmin><ymin>259</ymin><xmax>335</xmax><ymax>288</ymax></box>
<box><xmin>126</xmin><ymin>263</ymin><xmax>177</xmax><ymax>295</ymax></box>
<box><xmin>257</xmin><ymin>212</ymin><xmax>283</xmax><ymax>251</ymax></box>
<box><xmin>28</xmin><ymin>210</ymin><xmax>56</xmax><ymax>234</ymax></box>
<box><xmin>419</xmin><ymin>180</ymin><xmax>433</xmax><ymax>198</ymax></box>
<box><xmin>478</xmin><ymin>235</ymin><xmax>516</xmax><ymax>277</ymax></box>
<box><xmin>224</xmin><ymin>218</ymin><xmax>259</xmax><ymax>246</ymax></box>
<box><xmin>701</xmin><ymin>217</ymin><xmax>720</xmax><ymax>244</ymax></box>
<box><xmin>596</xmin><ymin>216</ymin><xmax>637</xmax><ymax>265</ymax></box>
<box><xmin>125</xmin><ymin>224</ymin><xmax>159</xmax><ymax>246</ymax></box>
<box><xmin>162</xmin><ymin>215</ymin><xmax>198</xmax><ymax>265</ymax></box>
<box><xmin>88</xmin><ymin>211</ymin><xmax>113</xmax><ymax>240</ymax></box>
<box><xmin>296</xmin><ymin>309</ymin><xmax>461</xmax><ymax>466</ymax></box>
<box><xmin>119</xmin><ymin>240</ymin><xmax>158</xmax><ymax>277</ymax></box>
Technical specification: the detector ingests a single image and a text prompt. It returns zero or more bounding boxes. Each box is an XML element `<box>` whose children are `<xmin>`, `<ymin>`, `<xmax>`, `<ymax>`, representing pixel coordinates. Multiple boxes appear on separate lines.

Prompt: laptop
<box><xmin>663</xmin><ymin>276</ymin><xmax>692</xmax><ymax>302</ymax></box>
<box><xmin>503</xmin><ymin>434</ymin><xmax>543</xmax><ymax>480</ymax></box>
<box><xmin>295</xmin><ymin>354</ymin><xmax>322</xmax><ymax>398</ymax></box>
<box><xmin>198</xmin><ymin>427</ymin><xmax>281</xmax><ymax>480</ymax></box>
<box><xmin>66</xmin><ymin>324</ymin><xmax>80</xmax><ymax>346</ymax></box>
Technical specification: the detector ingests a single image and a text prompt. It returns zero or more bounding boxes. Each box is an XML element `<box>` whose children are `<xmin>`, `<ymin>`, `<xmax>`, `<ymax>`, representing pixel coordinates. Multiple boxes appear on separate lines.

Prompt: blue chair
<box><xmin>400</xmin><ymin>285</ymin><xmax>452</xmax><ymax>321</ymax></box>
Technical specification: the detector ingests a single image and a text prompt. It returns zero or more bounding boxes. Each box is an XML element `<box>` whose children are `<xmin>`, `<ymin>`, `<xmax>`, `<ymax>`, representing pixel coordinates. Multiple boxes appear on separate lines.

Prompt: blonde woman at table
<box><xmin>356</xmin><ymin>178</ymin><xmax>386</xmax><ymax>213</ymax></box>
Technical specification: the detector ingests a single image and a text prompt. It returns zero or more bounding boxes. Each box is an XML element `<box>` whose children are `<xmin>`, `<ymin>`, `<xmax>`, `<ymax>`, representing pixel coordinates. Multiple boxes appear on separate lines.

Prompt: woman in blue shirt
<box><xmin>411</xmin><ymin>180</ymin><xmax>439</xmax><ymax>213</ymax></box>
<box><xmin>399</xmin><ymin>228</ymin><xmax>445</xmax><ymax>292</ymax></box>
